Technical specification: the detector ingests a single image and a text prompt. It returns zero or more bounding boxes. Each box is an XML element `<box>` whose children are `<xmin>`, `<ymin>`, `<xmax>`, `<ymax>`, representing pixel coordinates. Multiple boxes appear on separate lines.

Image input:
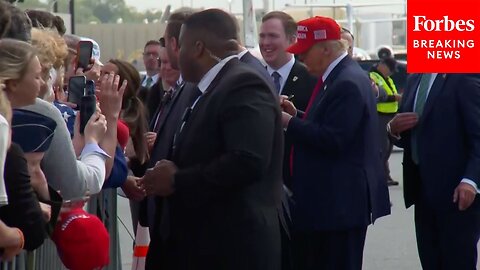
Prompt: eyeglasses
<box><xmin>143</xmin><ymin>52</ymin><xmax>159</xmax><ymax>58</ymax></box>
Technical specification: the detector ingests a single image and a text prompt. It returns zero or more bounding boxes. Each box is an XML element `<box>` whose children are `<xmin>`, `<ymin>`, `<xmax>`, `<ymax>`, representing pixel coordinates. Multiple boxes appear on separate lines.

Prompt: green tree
<box><xmin>17</xmin><ymin>0</ymin><xmax>48</xmax><ymax>10</ymax></box>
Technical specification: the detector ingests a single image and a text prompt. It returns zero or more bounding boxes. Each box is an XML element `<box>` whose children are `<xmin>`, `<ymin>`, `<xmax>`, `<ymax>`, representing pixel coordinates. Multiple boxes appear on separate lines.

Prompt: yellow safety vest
<box><xmin>370</xmin><ymin>71</ymin><xmax>398</xmax><ymax>113</ymax></box>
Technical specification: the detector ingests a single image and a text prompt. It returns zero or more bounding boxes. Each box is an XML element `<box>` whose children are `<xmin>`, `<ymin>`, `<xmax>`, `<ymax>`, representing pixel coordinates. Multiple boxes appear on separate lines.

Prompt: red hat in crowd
<box><xmin>117</xmin><ymin>119</ymin><xmax>130</xmax><ymax>150</ymax></box>
<box><xmin>287</xmin><ymin>16</ymin><xmax>341</xmax><ymax>55</ymax></box>
<box><xmin>52</xmin><ymin>208</ymin><xmax>110</xmax><ymax>270</ymax></box>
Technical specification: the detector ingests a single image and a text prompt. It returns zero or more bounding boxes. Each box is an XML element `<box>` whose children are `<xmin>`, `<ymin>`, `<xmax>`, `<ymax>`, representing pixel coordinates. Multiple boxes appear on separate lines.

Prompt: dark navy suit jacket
<box><xmin>397</xmin><ymin>74</ymin><xmax>480</xmax><ymax>211</ymax></box>
<box><xmin>287</xmin><ymin>56</ymin><xmax>391</xmax><ymax>231</ymax></box>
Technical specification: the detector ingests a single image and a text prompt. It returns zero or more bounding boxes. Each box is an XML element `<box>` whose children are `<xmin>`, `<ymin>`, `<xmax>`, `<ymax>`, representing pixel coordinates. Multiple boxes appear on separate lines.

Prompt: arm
<box><xmin>98</xmin><ymin>115</ymin><xmax>117</xmax><ymax>179</ymax></box>
<box><xmin>458</xmin><ymin>74</ymin><xmax>480</xmax><ymax>190</ymax></box>
<box><xmin>287</xmin><ymin>80</ymin><xmax>365</xmax><ymax>154</ymax></box>
<box><xmin>103</xmin><ymin>145</ymin><xmax>128</xmax><ymax>189</ymax></box>
<box><xmin>174</xmin><ymin>86</ymin><xmax>277</xmax><ymax>201</ymax></box>
<box><xmin>1</xmin><ymin>144</ymin><xmax>46</xmax><ymax>250</ymax></box>
<box><xmin>23</xmin><ymin>100</ymin><xmax>108</xmax><ymax>199</ymax></box>
<box><xmin>78</xmin><ymin>144</ymin><xmax>108</xmax><ymax>194</ymax></box>
<box><xmin>98</xmin><ymin>74</ymin><xmax>126</xmax><ymax>179</ymax></box>
<box><xmin>24</xmin><ymin>152</ymin><xmax>50</xmax><ymax>200</ymax></box>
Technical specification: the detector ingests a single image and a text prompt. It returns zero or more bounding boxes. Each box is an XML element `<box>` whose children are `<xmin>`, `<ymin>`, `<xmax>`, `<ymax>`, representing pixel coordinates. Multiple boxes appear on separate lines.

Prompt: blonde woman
<box><xmin>0</xmin><ymin>85</ymin><xmax>44</xmax><ymax>251</ymax></box>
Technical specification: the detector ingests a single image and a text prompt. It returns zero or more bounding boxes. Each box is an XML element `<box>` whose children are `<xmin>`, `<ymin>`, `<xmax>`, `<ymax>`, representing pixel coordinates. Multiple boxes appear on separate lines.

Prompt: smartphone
<box><xmin>67</xmin><ymin>75</ymin><xmax>86</xmax><ymax>107</ymax></box>
<box><xmin>85</xmin><ymin>80</ymin><xmax>96</xmax><ymax>96</ymax></box>
<box><xmin>79</xmin><ymin>95</ymin><xmax>97</xmax><ymax>134</ymax></box>
<box><xmin>76</xmin><ymin>40</ymin><xmax>93</xmax><ymax>70</ymax></box>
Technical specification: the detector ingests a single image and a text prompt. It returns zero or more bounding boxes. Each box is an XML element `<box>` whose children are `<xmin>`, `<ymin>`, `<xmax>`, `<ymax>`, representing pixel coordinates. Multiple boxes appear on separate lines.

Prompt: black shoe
<box><xmin>387</xmin><ymin>179</ymin><xmax>399</xmax><ymax>186</ymax></box>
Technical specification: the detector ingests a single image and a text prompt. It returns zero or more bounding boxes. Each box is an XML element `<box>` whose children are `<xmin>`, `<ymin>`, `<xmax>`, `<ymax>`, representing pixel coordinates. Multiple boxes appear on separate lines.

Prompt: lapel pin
<box><xmin>442</xmin><ymin>73</ymin><xmax>446</xmax><ymax>79</ymax></box>
<box><xmin>293</xmin><ymin>76</ymin><xmax>298</xmax><ymax>82</ymax></box>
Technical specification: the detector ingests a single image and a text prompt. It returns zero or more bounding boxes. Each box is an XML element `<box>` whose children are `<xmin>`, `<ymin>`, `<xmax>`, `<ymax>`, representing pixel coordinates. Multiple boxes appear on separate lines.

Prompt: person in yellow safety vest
<box><xmin>370</xmin><ymin>57</ymin><xmax>402</xmax><ymax>186</ymax></box>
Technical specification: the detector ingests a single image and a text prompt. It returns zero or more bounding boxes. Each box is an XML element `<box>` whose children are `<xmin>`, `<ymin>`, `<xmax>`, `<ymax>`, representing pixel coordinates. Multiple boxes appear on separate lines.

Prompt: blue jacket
<box><xmin>102</xmin><ymin>146</ymin><xmax>128</xmax><ymax>189</ymax></box>
<box><xmin>287</xmin><ymin>56</ymin><xmax>391</xmax><ymax>231</ymax></box>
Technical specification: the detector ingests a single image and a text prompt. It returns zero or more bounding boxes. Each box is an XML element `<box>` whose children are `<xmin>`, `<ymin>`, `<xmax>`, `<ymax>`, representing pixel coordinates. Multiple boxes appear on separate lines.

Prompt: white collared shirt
<box><xmin>142</xmin><ymin>73</ymin><xmax>160</xmax><ymax>88</ymax></box>
<box><xmin>266</xmin><ymin>55</ymin><xmax>295</xmax><ymax>94</ymax></box>
<box><xmin>192</xmin><ymin>54</ymin><xmax>239</xmax><ymax>108</ymax></box>
<box><xmin>197</xmin><ymin>55</ymin><xmax>238</xmax><ymax>94</ymax></box>
<box><xmin>237</xmin><ymin>49</ymin><xmax>249</xmax><ymax>59</ymax></box>
<box><xmin>0</xmin><ymin>114</ymin><xmax>9</xmax><ymax>206</ymax></box>
<box><xmin>322</xmin><ymin>52</ymin><xmax>348</xmax><ymax>83</ymax></box>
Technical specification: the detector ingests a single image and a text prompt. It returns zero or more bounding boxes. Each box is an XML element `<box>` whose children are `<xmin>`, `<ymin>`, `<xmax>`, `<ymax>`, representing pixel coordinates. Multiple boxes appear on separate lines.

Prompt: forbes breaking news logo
<box><xmin>408</xmin><ymin>1</ymin><xmax>480</xmax><ymax>73</ymax></box>
<box><xmin>412</xmin><ymin>16</ymin><xmax>475</xmax><ymax>60</ymax></box>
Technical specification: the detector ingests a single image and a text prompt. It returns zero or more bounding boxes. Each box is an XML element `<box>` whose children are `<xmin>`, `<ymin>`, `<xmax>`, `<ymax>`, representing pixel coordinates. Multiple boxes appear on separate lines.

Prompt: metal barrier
<box><xmin>1</xmin><ymin>188</ymin><xmax>122</xmax><ymax>270</ymax></box>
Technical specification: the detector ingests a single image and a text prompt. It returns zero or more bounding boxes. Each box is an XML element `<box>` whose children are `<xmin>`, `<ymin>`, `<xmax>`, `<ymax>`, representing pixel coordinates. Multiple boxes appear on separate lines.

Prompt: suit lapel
<box><xmin>282</xmin><ymin>60</ymin><xmax>300</xmax><ymax>96</ymax></box>
<box><xmin>174</xmin><ymin>59</ymin><xmax>237</xmax><ymax>155</ymax></box>
<box><xmin>421</xmin><ymin>74</ymin><xmax>447</xmax><ymax>122</ymax></box>
<box><xmin>307</xmin><ymin>56</ymin><xmax>350</xmax><ymax>117</ymax></box>
<box><xmin>402</xmin><ymin>74</ymin><xmax>421</xmax><ymax>112</ymax></box>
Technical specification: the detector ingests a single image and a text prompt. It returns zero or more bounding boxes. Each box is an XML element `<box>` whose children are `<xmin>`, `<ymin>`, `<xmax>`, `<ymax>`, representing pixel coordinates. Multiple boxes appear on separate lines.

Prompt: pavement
<box><xmin>117</xmin><ymin>151</ymin><xmax>480</xmax><ymax>269</ymax></box>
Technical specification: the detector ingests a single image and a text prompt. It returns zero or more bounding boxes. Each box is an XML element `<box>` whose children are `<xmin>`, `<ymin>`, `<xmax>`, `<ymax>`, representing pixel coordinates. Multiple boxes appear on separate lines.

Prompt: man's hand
<box><xmin>453</xmin><ymin>182</ymin><xmax>477</xmax><ymax>211</ymax></box>
<box><xmin>145</xmin><ymin>132</ymin><xmax>157</xmax><ymax>151</ymax></box>
<box><xmin>83</xmin><ymin>111</ymin><xmax>107</xmax><ymax>144</ymax></box>
<box><xmin>388</xmin><ymin>112</ymin><xmax>419</xmax><ymax>135</ymax></box>
<box><xmin>39</xmin><ymin>202</ymin><xmax>52</xmax><ymax>222</ymax></box>
<box><xmin>97</xmin><ymin>73</ymin><xmax>127</xmax><ymax>119</ymax></box>
<box><xmin>75</xmin><ymin>58</ymin><xmax>100</xmax><ymax>82</ymax></box>
<box><xmin>281</xmin><ymin>112</ymin><xmax>293</xmax><ymax>129</ymax></box>
<box><xmin>122</xmin><ymin>176</ymin><xmax>146</xmax><ymax>201</ymax></box>
<box><xmin>0</xmin><ymin>227</ymin><xmax>23</xmax><ymax>261</ymax></box>
<box><xmin>279</xmin><ymin>95</ymin><xmax>297</xmax><ymax>116</ymax></box>
<box><xmin>140</xmin><ymin>160</ymin><xmax>177</xmax><ymax>196</ymax></box>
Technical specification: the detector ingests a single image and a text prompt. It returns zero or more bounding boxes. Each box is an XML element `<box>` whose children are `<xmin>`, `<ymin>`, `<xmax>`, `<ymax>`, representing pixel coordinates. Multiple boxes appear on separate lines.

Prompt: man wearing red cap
<box><xmin>280</xmin><ymin>16</ymin><xmax>391</xmax><ymax>270</ymax></box>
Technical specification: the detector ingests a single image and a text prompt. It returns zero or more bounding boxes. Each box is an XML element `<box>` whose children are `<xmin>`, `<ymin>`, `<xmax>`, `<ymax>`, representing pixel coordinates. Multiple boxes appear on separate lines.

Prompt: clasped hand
<box><xmin>139</xmin><ymin>160</ymin><xmax>177</xmax><ymax>196</ymax></box>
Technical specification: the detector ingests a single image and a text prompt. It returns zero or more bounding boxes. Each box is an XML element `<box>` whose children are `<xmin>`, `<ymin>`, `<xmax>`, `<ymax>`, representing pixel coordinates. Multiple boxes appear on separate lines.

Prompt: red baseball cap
<box><xmin>287</xmin><ymin>16</ymin><xmax>341</xmax><ymax>55</ymax></box>
<box><xmin>52</xmin><ymin>208</ymin><xmax>110</xmax><ymax>270</ymax></box>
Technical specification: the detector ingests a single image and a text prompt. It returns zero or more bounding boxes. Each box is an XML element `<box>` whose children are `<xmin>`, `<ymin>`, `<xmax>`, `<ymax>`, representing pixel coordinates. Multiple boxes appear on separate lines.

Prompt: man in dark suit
<box><xmin>389</xmin><ymin>73</ymin><xmax>480</xmax><ymax>269</ymax></box>
<box><xmin>141</xmin><ymin>9</ymin><xmax>283</xmax><ymax>270</ymax></box>
<box><xmin>260</xmin><ymin>11</ymin><xmax>316</xmax><ymax>190</ymax></box>
<box><xmin>238</xmin><ymin>48</ymin><xmax>271</xmax><ymax>82</ymax></box>
<box><xmin>260</xmin><ymin>11</ymin><xmax>315</xmax><ymax>110</ymax></box>
<box><xmin>132</xmin><ymin>10</ymin><xmax>198</xmax><ymax>270</ymax></box>
<box><xmin>280</xmin><ymin>16</ymin><xmax>390</xmax><ymax>270</ymax></box>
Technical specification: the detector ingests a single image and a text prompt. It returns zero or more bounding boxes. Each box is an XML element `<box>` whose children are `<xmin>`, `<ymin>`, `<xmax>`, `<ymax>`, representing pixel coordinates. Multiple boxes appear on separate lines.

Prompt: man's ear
<box><xmin>288</xmin><ymin>35</ymin><xmax>297</xmax><ymax>45</ymax></box>
<box><xmin>193</xmin><ymin>40</ymin><xmax>205</xmax><ymax>58</ymax></box>
<box><xmin>171</xmin><ymin>37</ymin><xmax>179</xmax><ymax>53</ymax></box>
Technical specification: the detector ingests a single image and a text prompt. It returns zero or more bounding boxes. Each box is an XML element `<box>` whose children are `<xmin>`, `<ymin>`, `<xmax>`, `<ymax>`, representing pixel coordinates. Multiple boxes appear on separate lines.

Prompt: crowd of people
<box><xmin>0</xmin><ymin>1</ymin><xmax>479</xmax><ymax>270</ymax></box>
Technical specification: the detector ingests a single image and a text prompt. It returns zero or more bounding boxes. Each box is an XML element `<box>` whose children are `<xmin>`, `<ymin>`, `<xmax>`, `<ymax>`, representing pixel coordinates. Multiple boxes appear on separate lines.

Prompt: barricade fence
<box><xmin>1</xmin><ymin>188</ymin><xmax>122</xmax><ymax>270</ymax></box>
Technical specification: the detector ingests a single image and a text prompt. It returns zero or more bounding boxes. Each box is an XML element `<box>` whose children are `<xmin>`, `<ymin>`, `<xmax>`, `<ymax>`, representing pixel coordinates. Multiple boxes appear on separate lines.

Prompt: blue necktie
<box><xmin>411</xmin><ymin>73</ymin><xmax>433</xmax><ymax>164</ymax></box>
<box><xmin>272</xmin><ymin>71</ymin><xmax>281</xmax><ymax>94</ymax></box>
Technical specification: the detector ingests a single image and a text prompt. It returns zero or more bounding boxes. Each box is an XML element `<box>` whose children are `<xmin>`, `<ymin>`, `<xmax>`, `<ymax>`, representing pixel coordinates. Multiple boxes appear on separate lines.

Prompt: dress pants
<box><xmin>415</xmin><ymin>200</ymin><xmax>480</xmax><ymax>270</ymax></box>
<box><xmin>292</xmin><ymin>227</ymin><xmax>367</xmax><ymax>270</ymax></box>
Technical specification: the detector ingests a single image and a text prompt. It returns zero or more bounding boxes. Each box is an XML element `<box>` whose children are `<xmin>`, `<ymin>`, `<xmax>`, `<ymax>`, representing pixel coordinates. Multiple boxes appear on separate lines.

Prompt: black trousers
<box><xmin>292</xmin><ymin>227</ymin><xmax>367</xmax><ymax>270</ymax></box>
<box><xmin>377</xmin><ymin>113</ymin><xmax>395</xmax><ymax>180</ymax></box>
<box><xmin>415</xmin><ymin>201</ymin><xmax>480</xmax><ymax>270</ymax></box>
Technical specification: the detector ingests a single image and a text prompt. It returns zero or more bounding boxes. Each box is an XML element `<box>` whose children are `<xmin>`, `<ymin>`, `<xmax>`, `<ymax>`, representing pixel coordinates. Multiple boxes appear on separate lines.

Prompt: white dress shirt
<box><xmin>0</xmin><ymin>115</ymin><xmax>9</xmax><ymax>206</ymax></box>
<box><xmin>266</xmin><ymin>56</ymin><xmax>295</xmax><ymax>94</ymax></box>
<box><xmin>192</xmin><ymin>54</ymin><xmax>238</xmax><ymax>108</ymax></box>
<box><xmin>322</xmin><ymin>52</ymin><xmax>348</xmax><ymax>83</ymax></box>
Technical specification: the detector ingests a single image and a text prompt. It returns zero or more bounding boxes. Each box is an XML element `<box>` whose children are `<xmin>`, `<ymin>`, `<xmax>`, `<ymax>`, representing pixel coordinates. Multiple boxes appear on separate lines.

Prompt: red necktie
<box><xmin>303</xmin><ymin>77</ymin><xmax>324</xmax><ymax>119</ymax></box>
<box><xmin>289</xmin><ymin>77</ymin><xmax>324</xmax><ymax>176</ymax></box>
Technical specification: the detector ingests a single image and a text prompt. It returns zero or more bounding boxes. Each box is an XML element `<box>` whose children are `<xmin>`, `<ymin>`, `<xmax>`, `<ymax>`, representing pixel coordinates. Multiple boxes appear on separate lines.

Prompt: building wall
<box><xmin>76</xmin><ymin>23</ymin><xmax>166</xmax><ymax>71</ymax></box>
